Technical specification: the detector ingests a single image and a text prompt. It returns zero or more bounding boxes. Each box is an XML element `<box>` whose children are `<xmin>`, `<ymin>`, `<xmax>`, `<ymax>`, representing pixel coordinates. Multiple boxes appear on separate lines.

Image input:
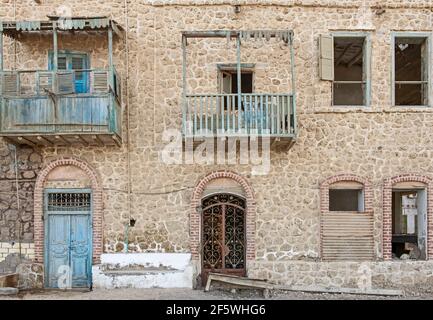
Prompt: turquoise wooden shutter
<box><xmin>92</xmin><ymin>71</ymin><xmax>108</xmax><ymax>93</ymax></box>
<box><xmin>49</xmin><ymin>53</ymin><xmax>89</xmax><ymax>94</ymax></box>
<box><xmin>71</xmin><ymin>55</ymin><xmax>88</xmax><ymax>93</ymax></box>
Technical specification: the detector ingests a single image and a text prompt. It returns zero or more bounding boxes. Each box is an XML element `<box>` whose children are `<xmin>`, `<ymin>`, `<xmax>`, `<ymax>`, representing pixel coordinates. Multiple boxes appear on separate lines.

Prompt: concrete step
<box><xmin>0</xmin><ymin>287</ymin><xmax>19</xmax><ymax>295</ymax></box>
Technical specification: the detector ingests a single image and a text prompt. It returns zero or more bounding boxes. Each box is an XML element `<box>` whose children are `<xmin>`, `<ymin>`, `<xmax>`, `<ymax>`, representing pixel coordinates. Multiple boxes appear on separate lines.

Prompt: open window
<box><xmin>329</xmin><ymin>181</ymin><xmax>364</xmax><ymax>212</ymax></box>
<box><xmin>392</xmin><ymin>185</ymin><xmax>427</xmax><ymax>260</ymax></box>
<box><xmin>393</xmin><ymin>34</ymin><xmax>430</xmax><ymax>106</ymax></box>
<box><xmin>319</xmin><ymin>34</ymin><xmax>370</xmax><ymax>106</ymax></box>
<box><xmin>49</xmin><ymin>52</ymin><xmax>90</xmax><ymax>94</ymax></box>
<box><xmin>219</xmin><ymin>65</ymin><xmax>253</xmax><ymax>94</ymax></box>
<box><xmin>217</xmin><ymin>65</ymin><xmax>253</xmax><ymax>111</ymax></box>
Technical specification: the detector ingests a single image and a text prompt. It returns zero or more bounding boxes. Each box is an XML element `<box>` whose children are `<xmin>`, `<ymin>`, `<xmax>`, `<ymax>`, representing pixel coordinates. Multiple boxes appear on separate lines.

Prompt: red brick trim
<box><xmin>320</xmin><ymin>174</ymin><xmax>373</xmax><ymax>259</ymax></box>
<box><xmin>190</xmin><ymin>170</ymin><xmax>256</xmax><ymax>262</ymax></box>
<box><xmin>383</xmin><ymin>174</ymin><xmax>433</xmax><ymax>261</ymax></box>
<box><xmin>34</xmin><ymin>157</ymin><xmax>103</xmax><ymax>264</ymax></box>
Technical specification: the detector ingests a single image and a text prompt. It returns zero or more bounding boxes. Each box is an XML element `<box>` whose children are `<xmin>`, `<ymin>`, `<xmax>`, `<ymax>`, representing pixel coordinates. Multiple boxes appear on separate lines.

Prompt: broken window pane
<box><xmin>333</xmin><ymin>36</ymin><xmax>366</xmax><ymax>106</ymax></box>
<box><xmin>394</xmin><ymin>37</ymin><xmax>428</xmax><ymax>106</ymax></box>
<box><xmin>329</xmin><ymin>189</ymin><xmax>363</xmax><ymax>211</ymax></box>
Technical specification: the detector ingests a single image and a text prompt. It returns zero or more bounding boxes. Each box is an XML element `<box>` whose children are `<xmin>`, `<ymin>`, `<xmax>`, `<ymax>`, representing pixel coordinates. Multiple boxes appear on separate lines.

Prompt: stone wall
<box><xmin>1</xmin><ymin>0</ymin><xmax>433</xmax><ymax>288</ymax></box>
<box><xmin>0</xmin><ymin>139</ymin><xmax>41</xmax><ymax>267</ymax></box>
<box><xmin>249</xmin><ymin>260</ymin><xmax>433</xmax><ymax>292</ymax></box>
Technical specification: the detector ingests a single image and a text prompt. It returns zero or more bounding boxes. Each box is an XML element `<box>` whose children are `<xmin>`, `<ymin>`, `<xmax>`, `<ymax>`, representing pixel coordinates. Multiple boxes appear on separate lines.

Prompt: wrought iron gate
<box><xmin>201</xmin><ymin>193</ymin><xmax>246</xmax><ymax>284</ymax></box>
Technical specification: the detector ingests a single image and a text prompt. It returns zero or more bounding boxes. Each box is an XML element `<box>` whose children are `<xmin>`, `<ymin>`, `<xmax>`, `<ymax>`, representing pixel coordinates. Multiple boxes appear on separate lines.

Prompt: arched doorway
<box><xmin>201</xmin><ymin>193</ymin><xmax>246</xmax><ymax>284</ymax></box>
<box><xmin>34</xmin><ymin>157</ymin><xmax>103</xmax><ymax>288</ymax></box>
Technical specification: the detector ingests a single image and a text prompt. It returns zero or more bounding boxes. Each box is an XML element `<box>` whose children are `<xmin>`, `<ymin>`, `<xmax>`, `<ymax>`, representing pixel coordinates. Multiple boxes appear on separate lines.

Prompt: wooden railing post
<box><xmin>236</xmin><ymin>33</ymin><xmax>242</xmax><ymax>134</ymax></box>
<box><xmin>0</xmin><ymin>30</ymin><xmax>3</xmax><ymax>72</ymax></box>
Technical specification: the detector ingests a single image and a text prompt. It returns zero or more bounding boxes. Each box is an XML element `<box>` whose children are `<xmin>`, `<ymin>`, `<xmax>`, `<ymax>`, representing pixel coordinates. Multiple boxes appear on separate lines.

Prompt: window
<box><xmin>219</xmin><ymin>69</ymin><xmax>253</xmax><ymax>94</ymax></box>
<box><xmin>49</xmin><ymin>52</ymin><xmax>89</xmax><ymax>94</ymax></box>
<box><xmin>321</xmin><ymin>178</ymin><xmax>373</xmax><ymax>261</ymax></box>
<box><xmin>319</xmin><ymin>34</ymin><xmax>371</xmax><ymax>106</ymax></box>
<box><xmin>218</xmin><ymin>65</ymin><xmax>254</xmax><ymax>109</ymax></box>
<box><xmin>393</xmin><ymin>34</ymin><xmax>430</xmax><ymax>106</ymax></box>
<box><xmin>391</xmin><ymin>188</ymin><xmax>427</xmax><ymax>260</ymax></box>
<box><xmin>328</xmin><ymin>181</ymin><xmax>364</xmax><ymax>212</ymax></box>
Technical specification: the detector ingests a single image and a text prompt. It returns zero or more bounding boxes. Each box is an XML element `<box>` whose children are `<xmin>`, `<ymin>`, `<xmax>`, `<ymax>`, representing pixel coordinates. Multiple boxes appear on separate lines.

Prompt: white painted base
<box><xmin>92</xmin><ymin>253</ymin><xmax>194</xmax><ymax>289</ymax></box>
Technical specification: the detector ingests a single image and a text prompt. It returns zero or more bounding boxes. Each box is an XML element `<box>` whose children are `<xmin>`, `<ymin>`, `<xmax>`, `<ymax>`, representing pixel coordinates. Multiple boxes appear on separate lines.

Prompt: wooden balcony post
<box><xmin>182</xmin><ymin>34</ymin><xmax>187</xmax><ymax>136</ymax></box>
<box><xmin>236</xmin><ymin>32</ymin><xmax>242</xmax><ymax>133</ymax></box>
<box><xmin>108</xmin><ymin>26</ymin><xmax>113</xmax><ymax>71</ymax></box>
<box><xmin>0</xmin><ymin>30</ymin><xmax>3</xmax><ymax>71</ymax></box>
<box><xmin>108</xmin><ymin>26</ymin><xmax>114</xmax><ymax>90</ymax></box>
<box><xmin>53</xmin><ymin>23</ymin><xmax>58</xmax><ymax>71</ymax></box>
<box><xmin>289</xmin><ymin>31</ymin><xmax>297</xmax><ymax>135</ymax></box>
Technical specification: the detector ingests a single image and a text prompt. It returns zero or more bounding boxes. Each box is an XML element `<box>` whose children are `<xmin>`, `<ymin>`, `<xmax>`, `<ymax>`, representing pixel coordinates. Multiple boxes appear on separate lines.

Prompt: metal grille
<box><xmin>202</xmin><ymin>194</ymin><xmax>246</xmax><ymax>271</ymax></box>
<box><xmin>47</xmin><ymin>193</ymin><xmax>91</xmax><ymax>211</ymax></box>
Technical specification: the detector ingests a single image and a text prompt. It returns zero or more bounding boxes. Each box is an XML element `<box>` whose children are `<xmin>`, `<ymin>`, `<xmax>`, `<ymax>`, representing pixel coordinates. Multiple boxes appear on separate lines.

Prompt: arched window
<box><xmin>320</xmin><ymin>174</ymin><xmax>374</xmax><ymax>261</ymax></box>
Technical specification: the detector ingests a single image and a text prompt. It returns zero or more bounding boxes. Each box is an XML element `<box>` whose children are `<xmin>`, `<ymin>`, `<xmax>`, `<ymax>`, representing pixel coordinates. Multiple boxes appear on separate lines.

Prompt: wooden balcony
<box><xmin>0</xmin><ymin>69</ymin><xmax>122</xmax><ymax>147</ymax></box>
<box><xmin>182</xmin><ymin>93</ymin><xmax>296</xmax><ymax>141</ymax></box>
<box><xmin>181</xmin><ymin>30</ymin><xmax>297</xmax><ymax>145</ymax></box>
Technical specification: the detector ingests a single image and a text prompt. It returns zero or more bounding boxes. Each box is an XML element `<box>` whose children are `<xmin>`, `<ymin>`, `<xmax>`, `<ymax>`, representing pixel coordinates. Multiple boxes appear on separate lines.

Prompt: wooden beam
<box><xmin>335</xmin><ymin>43</ymin><xmax>353</xmax><ymax>66</ymax></box>
<box><xmin>17</xmin><ymin>136</ymin><xmax>37</xmax><ymax>148</ymax></box>
<box><xmin>53</xmin><ymin>25</ymin><xmax>58</xmax><ymax>71</ymax></box>
<box><xmin>205</xmin><ymin>273</ymin><xmax>273</xmax><ymax>292</ymax></box>
<box><xmin>347</xmin><ymin>50</ymin><xmax>363</xmax><ymax>68</ymax></box>
<box><xmin>273</xmin><ymin>285</ymin><xmax>403</xmax><ymax>297</ymax></box>
<box><xmin>54</xmin><ymin>135</ymin><xmax>69</xmax><ymax>145</ymax></box>
<box><xmin>92</xmin><ymin>135</ymin><xmax>103</xmax><ymax>146</ymax></box>
<box><xmin>74</xmin><ymin>135</ymin><xmax>88</xmax><ymax>146</ymax></box>
<box><xmin>37</xmin><ymin>135</ymin><xmax>53</xmax><ymax>146</ymax></box>
<box><xmin>0</xmin><ymin>31</ymin><xmax>3</xmax><ymax>71</ymax></box>
<box><xmin>111</xmin><ymin>134</ymin><xmax>121</xmax><ymax>147</ymax></box>
<box><xmin>108</xmin><ymin>27</ymin><xmax>113</xmax><ymax>71</ymax></box>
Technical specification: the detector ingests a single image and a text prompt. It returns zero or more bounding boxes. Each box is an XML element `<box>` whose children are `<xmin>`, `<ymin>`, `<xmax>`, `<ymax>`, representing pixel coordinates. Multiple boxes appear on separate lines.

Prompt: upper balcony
<box><xmin>0</xmin><ymin>17</ymin><xmax>123</xmax><ymax>147</ymax></box>
<box><xmin>181</xmin><ymin>30</ymin><xmax>297</xmax><ymax>145</ymax></box>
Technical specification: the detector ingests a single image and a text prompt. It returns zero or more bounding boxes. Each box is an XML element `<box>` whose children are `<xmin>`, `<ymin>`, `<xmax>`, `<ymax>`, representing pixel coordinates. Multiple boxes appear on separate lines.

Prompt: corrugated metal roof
<box><xmin>0</xmin><ymin>17</ymin><xmax>123</xmax><ymax>37</ymax></box>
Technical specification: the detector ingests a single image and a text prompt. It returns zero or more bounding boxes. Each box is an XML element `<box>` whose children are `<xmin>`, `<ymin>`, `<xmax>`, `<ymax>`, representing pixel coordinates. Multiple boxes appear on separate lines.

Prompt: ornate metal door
<box><xmin>201</xmin><ymin>193</ymin><xmax>246</xmax><ymax>285</ymax></box>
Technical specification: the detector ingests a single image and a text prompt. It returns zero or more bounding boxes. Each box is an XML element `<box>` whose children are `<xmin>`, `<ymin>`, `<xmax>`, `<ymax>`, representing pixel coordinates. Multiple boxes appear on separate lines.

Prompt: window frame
<box><xmin>48</xmin><ymin>50</ymin><xmax>91</xmax><ymax>94</ymax></box>
<box><xmin>328</xmin><ymin>184</ymin><xmax>365</xmax><ymax>213</ymax></box>
<box><xmin>330</xmin><ymin>31</ymin><xmax>372</xmax><ymax>108</ymax></box>
<box><xmin>217</xmin><ymin>63</ymin><xmax>255</xmax><ymax>94</ymax></box>
<box><xmin>391</xmin><ymin>32</ymin><xmax>432</xmax><ymax>108</ymax></box>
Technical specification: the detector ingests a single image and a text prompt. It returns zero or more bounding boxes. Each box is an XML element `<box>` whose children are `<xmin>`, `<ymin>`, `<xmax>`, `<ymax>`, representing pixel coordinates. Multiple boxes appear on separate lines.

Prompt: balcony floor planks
<box><xmin>2</xmin><ymin>133</ymin><xmax>120</xmax><ymax>147</ymax></box>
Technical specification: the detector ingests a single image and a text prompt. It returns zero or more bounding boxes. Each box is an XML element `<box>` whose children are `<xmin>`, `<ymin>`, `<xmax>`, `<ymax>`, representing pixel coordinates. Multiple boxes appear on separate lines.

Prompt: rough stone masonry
<box><xmin>1</xmin><ymin>0</ymin><xmax>433</xmax><ymax>291</ymax></box>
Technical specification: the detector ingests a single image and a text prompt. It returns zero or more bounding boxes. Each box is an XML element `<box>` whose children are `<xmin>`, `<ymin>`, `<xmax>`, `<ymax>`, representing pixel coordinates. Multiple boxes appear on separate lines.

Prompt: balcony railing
<box><xmin>0</xmin><ymin>68</ymin><xmax>122</xmax><ymax>146</ymax></box>
<box><xmin>183</xmin><ymin>93</ymin><xmax>296</xmax><ymax>138</ymax></box>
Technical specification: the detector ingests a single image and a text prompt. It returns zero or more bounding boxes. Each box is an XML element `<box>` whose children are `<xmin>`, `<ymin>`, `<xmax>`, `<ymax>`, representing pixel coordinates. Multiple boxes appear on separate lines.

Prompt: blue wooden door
<box><xmin>45</xmin><ymin>190</ymin><xmax>92</xmax><ymax>289</ymax></box>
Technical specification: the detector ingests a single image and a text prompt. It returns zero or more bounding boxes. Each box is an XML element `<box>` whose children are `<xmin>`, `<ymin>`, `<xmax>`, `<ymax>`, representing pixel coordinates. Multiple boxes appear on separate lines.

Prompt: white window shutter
<box><xmin>319</xmin><ymin>34</ymin><xmax>334</xmax><ymax>81</ymax></box>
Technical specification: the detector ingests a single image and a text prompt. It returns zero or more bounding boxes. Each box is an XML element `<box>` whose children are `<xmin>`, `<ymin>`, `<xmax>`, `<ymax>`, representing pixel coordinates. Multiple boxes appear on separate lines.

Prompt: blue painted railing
<box><xmin>0</xmin><ymin>69</ymin><xmax>121</xmax><ymax>138</ymax></box>
<box><xmin>183</xmin><ymin>93</ymin><xmax>296</xmax><ymax>138</ymax></box>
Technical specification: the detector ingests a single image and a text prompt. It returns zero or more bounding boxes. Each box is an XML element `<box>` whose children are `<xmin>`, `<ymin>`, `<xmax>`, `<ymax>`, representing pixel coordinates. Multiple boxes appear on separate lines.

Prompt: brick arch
<box><xmin>33</xmin><ymin>157</ymin><xmax>103</xmax><ymax>264</ymax></box>
<box><xmin>320</xmin><ymin>174</ymin><xmax>373</xmax><ymax>213</ymax></box>
<box><xmin>190</xmin><ymin>171</ymin><xmax>256</xmax><ymax>263</ymax></box>
<box><xmin>383</xmin><ymin>174</ymin><xmax>433</xmax><ymax>260</ymax></box>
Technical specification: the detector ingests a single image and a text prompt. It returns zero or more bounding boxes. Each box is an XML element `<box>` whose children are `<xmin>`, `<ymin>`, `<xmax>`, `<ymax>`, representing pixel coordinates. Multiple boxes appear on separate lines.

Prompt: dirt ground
<box><xmin>1</xmin><ymin>288</ymin><xmax>433</xmax><ymax>300</ymax></box>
